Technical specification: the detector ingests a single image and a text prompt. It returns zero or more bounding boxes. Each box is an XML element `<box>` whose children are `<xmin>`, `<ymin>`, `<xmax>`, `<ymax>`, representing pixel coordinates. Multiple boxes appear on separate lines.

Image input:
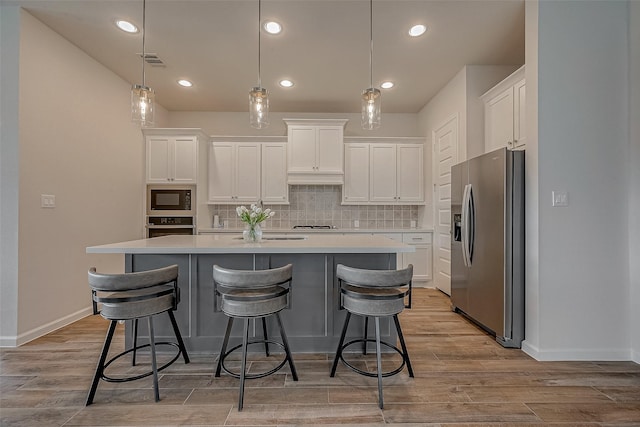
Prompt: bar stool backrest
<box><xmin>88</xmin><ymin>265</ymin><xmax>178</xmax><ymax>291</ymax></box>
<box><xmin>213</xmin><ymin>264</ymin><xmax>293</xmax><ymax>289</ymax></box>
<box><xmin>336</xmin><ymin>264</ymin><xmax>413</xmax><ymax>288</ymax></box>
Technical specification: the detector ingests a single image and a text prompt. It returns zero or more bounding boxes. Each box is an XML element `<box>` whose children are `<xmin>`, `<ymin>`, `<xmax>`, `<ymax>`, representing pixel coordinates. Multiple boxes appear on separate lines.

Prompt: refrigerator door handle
<box><xmin>461</xmin><ymin>184</ymin><xmax>471</xmax><ymax>267</ymax></box>
<box><xmin>468</xmin><ymin>184</ymin><xmax>475</xmax><ymax>265</ymax></box>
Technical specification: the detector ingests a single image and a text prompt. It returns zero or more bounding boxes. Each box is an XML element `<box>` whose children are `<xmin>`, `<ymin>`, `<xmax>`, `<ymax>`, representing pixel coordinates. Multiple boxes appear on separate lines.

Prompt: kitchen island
<box><xmin>86</xmin><ymin>233</ymin><xmax>414</xmax><ymax>353</ymax></box>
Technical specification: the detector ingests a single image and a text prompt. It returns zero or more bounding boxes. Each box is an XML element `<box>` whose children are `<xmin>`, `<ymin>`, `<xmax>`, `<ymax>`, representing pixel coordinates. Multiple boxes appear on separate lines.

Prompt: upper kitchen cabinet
<box><xmin>370</xmin><ymin>143</ymin><xmax>424</xmax><ymax>204</ymax></box>
<box><xmin>143</xmin><ymin>129</ymin><xmax>207</xmax><ymax>184</ymax></box>
<box><xmin>343</xmin><ymin>139</ymin><xmax>424</xmax><ymax>205</ymax></box>
<box><xmin>284</xmin><ymin>118</ymin><xmax>348</xmax><ymax>185</ymax></box>
<box><xmin>482</xmin><ymin>65</ymin><xmax>526</xmax><ymax>152</ymax></box>
<box><xmin>260</xmin><ymin>142</ymin><xmax>289</xmax><ymax>204</ymax></box>
<box><xmin>343</xmin><ymin>143</ymin><xmax>370</xmax><ymax>203</ymax></box>
<box><xmin>208</xmin><ymin>142</ymin><xmax>260</xmax><ymax>204</ymax></box>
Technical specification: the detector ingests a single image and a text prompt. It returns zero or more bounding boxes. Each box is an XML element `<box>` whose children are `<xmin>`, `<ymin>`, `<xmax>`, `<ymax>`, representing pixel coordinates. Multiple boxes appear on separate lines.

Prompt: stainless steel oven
<box><xmin>147</xmin><ymin>185</ymin><xmax>195</xmax><ymax>216</ymax></box>
<box><xmin>147</xmin><ymin>216</ymin><xmax>195</xmax><ymax>238</ymax></box>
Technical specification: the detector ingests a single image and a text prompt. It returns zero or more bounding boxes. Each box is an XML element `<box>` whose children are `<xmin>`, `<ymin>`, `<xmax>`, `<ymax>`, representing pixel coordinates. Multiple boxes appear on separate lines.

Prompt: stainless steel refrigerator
<box><xmin>451</xmin><ymin>147</ymin><xmax>525</xmax><ymax>348</ymax></box>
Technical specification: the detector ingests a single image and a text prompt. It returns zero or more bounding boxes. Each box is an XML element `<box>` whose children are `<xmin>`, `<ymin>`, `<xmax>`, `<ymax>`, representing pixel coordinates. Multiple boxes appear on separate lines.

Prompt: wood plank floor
<box><xmin>1</xmin><ymin>288</ymin><xmax>639</xmax><ymax>426</ymax></box>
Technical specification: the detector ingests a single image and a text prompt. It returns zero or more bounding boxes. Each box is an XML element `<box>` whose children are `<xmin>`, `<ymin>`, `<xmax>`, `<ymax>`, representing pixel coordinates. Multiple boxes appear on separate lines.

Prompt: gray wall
<box><xmin>630</xmin><ymin>1</ymin><xmax>640</xmax><ymax>363</ymax></box>
<box><xmin>523</xmin><ymin>0</ymin><xmax>631</xmax><ymax>360</ymax></box>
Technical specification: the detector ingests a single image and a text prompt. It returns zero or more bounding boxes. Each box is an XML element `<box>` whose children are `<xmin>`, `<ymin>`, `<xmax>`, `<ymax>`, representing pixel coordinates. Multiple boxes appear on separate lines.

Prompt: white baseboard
<box><xmin>0</xmin><ymin>306</ymin><xmax>93</xmax><ymax>347</ymax></box>
<box><xmin>632</xmin><ymin>349</ymin><xmax>640</xmax><ymax>364</ymax></box>
<box><xmin>522</xmin><ymin>340</ymin><xmax>633</xmax><ymax>361</ymax></box>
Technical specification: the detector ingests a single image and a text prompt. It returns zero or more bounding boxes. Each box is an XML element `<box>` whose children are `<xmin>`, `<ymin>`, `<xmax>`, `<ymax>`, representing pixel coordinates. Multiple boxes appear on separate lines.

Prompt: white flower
<box><xmin>269</xmin><ymin>211</ymin><xmax>275</xmax><ymax>217</ymax></box>
<box><xmin>236</xmin><ymin>206</ymin><xmax>242</xmax><ymax>216</ymax></box>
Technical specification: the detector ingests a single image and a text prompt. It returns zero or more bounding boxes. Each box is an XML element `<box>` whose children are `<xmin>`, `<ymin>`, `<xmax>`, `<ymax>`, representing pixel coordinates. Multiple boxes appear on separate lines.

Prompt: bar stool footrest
<box><xmin>102</xmin><ymin>342</ymin><xmax>182</xmax><ymax>383</ymax></box>
<box><xmin>338</xmin><ymin>338</ymin><xmax>406</xmax><ymax>378</ymax></box>
<box><xmin>219</xmin><ymin>340</ymin><xmax>289</xmax><ymax>380</ymax></box>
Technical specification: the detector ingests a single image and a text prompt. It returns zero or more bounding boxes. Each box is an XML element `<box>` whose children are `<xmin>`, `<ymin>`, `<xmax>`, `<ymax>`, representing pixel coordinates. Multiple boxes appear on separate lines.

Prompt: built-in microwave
<box><xmin>147</xmin><ymin>185</ymin><xmax>195</xmax><ymax>216</ymax></box>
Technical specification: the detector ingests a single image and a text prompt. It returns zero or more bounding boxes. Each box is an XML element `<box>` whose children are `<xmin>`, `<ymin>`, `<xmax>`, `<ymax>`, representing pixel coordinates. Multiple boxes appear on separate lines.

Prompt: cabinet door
<box><xmin>343</xmin><ymin>143</ymin><xmax>370</xmax><ymax>203</ymax></box>
<box><xmin>172</xmin><ymin>137</ymin><xmax>197</xmax><ymax>183</ymax></box>
<box><xmin>316</xmin><ymin>127</ymin><xmax>343</xmax><ymax>174</ymax></box>
<box><xmin>234</xmin><ymin>143</ymin><xmax>261</xmax><ymax>203</ymax></box>
<box><xmin>403</xmin><ymin>245</ymin><xmax>432</xmax><ymax>282</ymax></box>
<box><xmin>369</xmin><ymin>144</ymin><xmax>397</xmax><ymax>203</ymax></box>
<box><xmin>396</xmin><ymin>144</ymin><xmax>424</xmax><ymax>203</ymax></box>
<box><xmin>288</xmin><ymin>127</ymin><xmax>317</xmax><ymax>173</ymax></box>
<box><xmin>484</xmin><ymin>86</ymin><xmax>514</xmax><ymax>152</ymax></box>
<box><xmin>208</xmin><ymin>142</ymin><xmax>235</xmax><ymax>202</ymax></box>
<box><xmin>261</xmin><ymin>143</ymin><xmax>288</xmax><ymax>204</ymax></box>
<box><xmin>514</xmin><ymin>79</ymin><xmax>526</xmax><ymax>149</ymax></box>
<box><xmin>402</xmin><ymin>233</ymin><xmax>433</xmax><ymax>282</ymax></box>
<box><xmin>147</xmin><ymin>137</ymin><xmax>171</xmax><ymax>183</ymax></box>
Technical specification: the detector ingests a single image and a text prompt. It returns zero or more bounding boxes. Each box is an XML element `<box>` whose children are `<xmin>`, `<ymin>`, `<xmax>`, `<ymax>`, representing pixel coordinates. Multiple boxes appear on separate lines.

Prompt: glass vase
<box><xmin>242</xmin><ymin>223</ymin><xmax>262</xmax><ymax>243</ymax></box>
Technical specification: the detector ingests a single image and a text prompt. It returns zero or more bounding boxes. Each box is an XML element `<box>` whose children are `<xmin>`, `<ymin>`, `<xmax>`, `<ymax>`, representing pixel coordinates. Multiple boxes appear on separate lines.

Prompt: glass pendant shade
<box><xmin>249</xmin><ymin>86</ymin><xmax>269</xmax><ymax>129</ymax></box>
<box><xmin>361</xmin><ymin>87</ymin><xmax>381</xmax><ymax>130</ymax></box>
<box><xmin>131</xmin><ymin>84</ymin><xmax>155</xmax><ymax>126</ymax></box>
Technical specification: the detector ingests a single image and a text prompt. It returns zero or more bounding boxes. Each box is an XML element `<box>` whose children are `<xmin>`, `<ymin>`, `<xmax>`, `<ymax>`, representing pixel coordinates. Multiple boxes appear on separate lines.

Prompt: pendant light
<box><xmin>131</xmin><ymin>0</ymin><xmax>154</xmax><ymax>127</ymax></box>
<box><xmin>362</xmin><ymin>0</ymin><xmax>380</xmax><ymax>130</ymax></box>
<box><xmin>249</xmin><ymin>0</ymin><xmax>269</xmax><ymax>129</ymax></box>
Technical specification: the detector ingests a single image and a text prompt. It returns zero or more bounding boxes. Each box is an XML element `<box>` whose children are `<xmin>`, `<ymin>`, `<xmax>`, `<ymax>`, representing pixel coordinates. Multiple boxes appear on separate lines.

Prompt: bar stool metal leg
<box><xmin>132</xmin><ymin>318</ymin><xmax>139</xmax><ymax>366</ymax></box>
<box><xmin>148</xmin><ymin>316</ymin><xmax>160</xmax><ymax>402</ymax></box>
<box><xmin>374</xmin><ymin>316</ymin><xmax>384</xmax><ymax>409</ymax></box>
<box><xmin>168</xmin><ymin>310</ymin><xmax>190</xmax><ymax>364</ymax></box>
<box><xmin>330</xmin><ymin>312</ymin><xmax>351</xmax><ymax>377</ymax></box>
<box><xmin>262</xmin><ymin>318</ymin><xmax>270</xmax><ymax>357</ymax></box>
<box><xmin>86</xmin><ymin>320</ymin><xmax>117</xmax><ymax>406</ymax></box>
<box><xmin>275</xmin><ymin>312</ymin><xmax>298</xmax><ymax>381</ymax></box>
<box><xmin>216</xmin><ymin>317</ymin><xmax>234</xmax><ymax>377</ymax></box>
<box><xmin>238</xmin><ymin>318</ymin><xmax>250</xmax><ymax>411</ymax></box>
<box><xmin>363</xmin><ymin>316</ymin><xmax>369</xmax><ymax>355</ymax></box>
<box><xmin>393</xmin><ymin>314</ymin><xmax>414</xmax><ymax>378</ymax></box>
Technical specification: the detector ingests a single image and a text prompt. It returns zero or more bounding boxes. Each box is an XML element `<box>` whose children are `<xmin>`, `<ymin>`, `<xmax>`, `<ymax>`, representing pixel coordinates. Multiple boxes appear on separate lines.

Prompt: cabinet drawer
<box><xmin>402</xmin><ymin>233</ymin><xmax>431</xmax><ymax>244</ymax></box>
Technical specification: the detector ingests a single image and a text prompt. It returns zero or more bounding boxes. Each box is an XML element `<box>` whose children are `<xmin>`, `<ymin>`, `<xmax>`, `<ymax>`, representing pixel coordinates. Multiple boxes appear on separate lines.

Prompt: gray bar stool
<box><xmin>86</xmin><ymin>264</ymin><xmax>190</xmax><ymax>405</ymax></box>
<box><xmin>213</xmin><ymin>264</ymin><xmax>298</xmax><ymax>411</ymax></box>
<box><xmin>330</xmin><ymin>264</ymin><xmax>414</xmax><ymax>409</ymax></box>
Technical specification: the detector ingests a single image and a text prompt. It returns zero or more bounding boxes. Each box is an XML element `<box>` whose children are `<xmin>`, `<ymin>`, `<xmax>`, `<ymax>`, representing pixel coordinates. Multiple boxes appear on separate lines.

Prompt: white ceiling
<box><xmin>15</xmin><ymin>0</ymin><xmax>525</xmax><ymax>114</ymax></box>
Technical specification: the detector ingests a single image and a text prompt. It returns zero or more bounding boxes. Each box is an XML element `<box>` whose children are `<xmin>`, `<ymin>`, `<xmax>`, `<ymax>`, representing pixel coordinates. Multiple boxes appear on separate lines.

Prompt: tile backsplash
<box><xmin>208</xmin><ymin>185</ymin><xmax>418</xmax><ymax>230</ymax></box>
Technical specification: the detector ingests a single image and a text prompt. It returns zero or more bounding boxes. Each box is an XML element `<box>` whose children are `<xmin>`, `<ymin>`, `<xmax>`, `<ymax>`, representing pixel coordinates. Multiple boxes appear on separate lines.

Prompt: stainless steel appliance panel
<box><xmin>450</xmin><ymin>147</ymin><xmax>524</xmax><ymax>348</ymax></box>
<box><xmin>467</xmin><ymin>149</ymin><xmax>506</xmax><ymax>337</ymax></box>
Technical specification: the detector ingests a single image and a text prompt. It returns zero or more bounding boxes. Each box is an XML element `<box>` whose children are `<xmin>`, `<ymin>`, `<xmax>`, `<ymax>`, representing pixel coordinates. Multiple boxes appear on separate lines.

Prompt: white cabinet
<box><xmin>284</xmin><ymin>119</ymin><xmax>348</xmax><ymax>185</ymax></box>
<box><xmin>482</xmin><ymin>65</ymin><xmax>526</xmax><ymax>152</ymax></box>
<box><xmin>208</xmin><ymin>142</ymin><xmax>260</xmax><ymax>204</ymax></box>
<box><xmin>343</xmin><ymin>141</ymin><xmax>424</xmax><ymax>205</ymax></box>
<box><xmin>379</xmin><ymin>232</ymin><xmax>432</xmax><ymax>284</ymax></box>
<box><xmin>343</xmin><ymin>143</ymin><xmax>370</xmax><ymax>203</ymax></box>
<box><xmin>401</xmin><ymin>233</ymin><xmax>432</xmax><ymax>282</ymax></box>
<box><xmin>369</xmin><ymin>144</ymin><xmax>424</xmax><ymax>204</ymax></box>
<box><xmin>146</xmin><ymin>136</ymin><xmax>198</xmax><ymax>184</ymax></box>
<box><xmin>261</xmin><ymin>143</ymin><xmax>289</xmax><ymax>204</ymax></box>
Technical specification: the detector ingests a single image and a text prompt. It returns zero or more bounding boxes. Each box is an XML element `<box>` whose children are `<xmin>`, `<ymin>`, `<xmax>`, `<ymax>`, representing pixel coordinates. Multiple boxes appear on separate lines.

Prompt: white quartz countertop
<box><xmin>86</xmin><ymin>233</ymin><xmax>415</xmax><ymax>255</ymax></box>
<box><xmin>197</xmin><ymin>227</ymin><xmax>434</xmax><ymax>234</ymax></box>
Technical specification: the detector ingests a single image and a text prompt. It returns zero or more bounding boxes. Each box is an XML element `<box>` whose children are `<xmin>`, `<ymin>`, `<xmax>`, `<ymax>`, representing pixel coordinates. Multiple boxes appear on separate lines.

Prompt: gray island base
<box><xmin>86</xmin><ymin>234</ymin><xmax>414</xmax><ymax>353</ymax></box>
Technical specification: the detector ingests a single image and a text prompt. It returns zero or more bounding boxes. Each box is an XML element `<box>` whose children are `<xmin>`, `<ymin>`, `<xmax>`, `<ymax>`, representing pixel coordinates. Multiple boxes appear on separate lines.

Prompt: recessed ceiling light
<box><xmin>264</xmin><ymin>21</ymin><xmax>282</xmax><ymax>35</ymax></box>
<box><xmin>408</xmin><ymin>24</ymin><xmax>427</xmax><ymax>37</ymax></box>
<box><xmin>279</xmin><ymin>79</ymin><xmax>294</xmax><ymax>88</ymax></box>
<box><xmin>116</xmin><ymin>20</ymin><xmax>138</xmax><ymax>33</ymax></box>
<box><xmin>381</xmin><ymin>81</ymin><xmax>394</xmax><ymax>89</ymax></box>
<box><xmin>177</xmin><ymin>79</ymin><xmax>193</xmax><ymax>87</ymax></box>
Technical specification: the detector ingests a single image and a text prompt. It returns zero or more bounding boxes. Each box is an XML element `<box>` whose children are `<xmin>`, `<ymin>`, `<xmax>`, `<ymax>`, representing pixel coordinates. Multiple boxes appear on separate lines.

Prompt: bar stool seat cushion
<box><xmin>341</xmin><ymin>285</ymin><xmax>406</xmax><ymax>317</ymax></box>
<box><xmin>219</xmin><ymin>285</ymin><xmax>288</xmax><ymax>317</ymax></box>
<box><xmin>98</xmin><ymin>285</ymin><xmax>175</xmax><ymax>320</ymax></box>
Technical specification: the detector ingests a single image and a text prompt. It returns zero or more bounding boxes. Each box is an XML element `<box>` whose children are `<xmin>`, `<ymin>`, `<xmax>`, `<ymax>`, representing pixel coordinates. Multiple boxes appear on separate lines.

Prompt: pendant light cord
<box><xmin>258</xmin><ymin>0</ymin><xmax>262</xmax><ymax>88</ymax></box>
<box><xmin>369</xmin><ymin>0</ymin><xmax>373</xmax><ymax>89</ymax></box>
<box><xmin>141</xmin><ymin>0</ymin><xmax>146</xmax><ymax>87</ymax></box>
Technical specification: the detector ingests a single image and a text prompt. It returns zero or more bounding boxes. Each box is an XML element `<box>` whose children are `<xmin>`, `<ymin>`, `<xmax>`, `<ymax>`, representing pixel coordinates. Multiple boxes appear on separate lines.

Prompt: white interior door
<box><xmin>432</xmin><ymin>115</ymin><xmax>459</xmax><ymax>295</ymax></box>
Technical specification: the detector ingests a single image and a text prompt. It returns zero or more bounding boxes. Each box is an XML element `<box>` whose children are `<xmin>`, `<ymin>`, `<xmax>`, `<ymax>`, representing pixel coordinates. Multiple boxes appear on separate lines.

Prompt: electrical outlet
<box><xmin>41</xmin><ymin>194</ymin><xmax>56</xmax><ymax>208</ymax></box>
<box><xmin>552</xmin><ymin>191</ymin><xmax>568</xmax><ymax>207</ymax></box>
<box><xmin>354</xmin><ymin>220</ymin><xmax>359</xmax><ymax>228</ymax></box>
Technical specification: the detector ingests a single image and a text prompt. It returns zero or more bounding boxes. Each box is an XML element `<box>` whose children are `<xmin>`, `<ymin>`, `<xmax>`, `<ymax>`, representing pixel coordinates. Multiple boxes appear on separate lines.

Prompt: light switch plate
<box><xmin>552</xmin><ymin>191</ymin><xmax>568</xmax><ymax>207</ymax></box>
<box><xmin>41</xmin><ymin>194</ymin><xmax>56</xmax><ymax>208</ymax></box>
